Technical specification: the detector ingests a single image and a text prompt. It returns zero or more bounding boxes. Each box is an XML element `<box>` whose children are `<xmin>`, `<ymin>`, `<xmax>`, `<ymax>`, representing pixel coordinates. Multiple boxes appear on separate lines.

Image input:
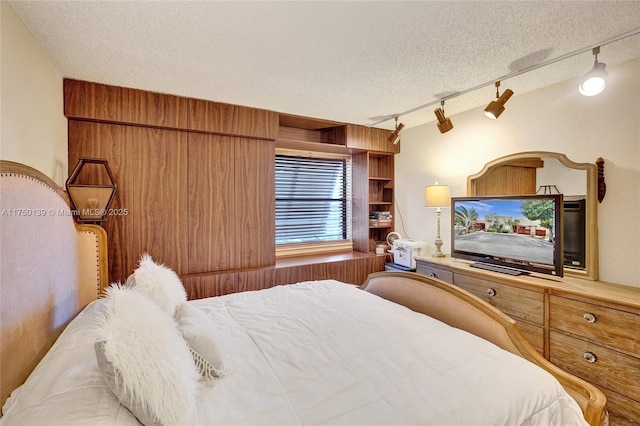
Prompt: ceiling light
<box><xmin>579</xmin><ymin>47</ymin><xmax>607</xmax><ymax>96</ymax></box>
<box><xmin>484</xmin><ymin>81</ymin><xmax>514</xmax><ymax>119</ymax></box>
<box><xmin>387</xmin><ymin>117</ymin><xmax>405</xmax><ymax>144</ymax></box>
<box><xmin>368</xmin><ymin>29</ymin><xmax>639</xmax><ymax>129</ymax></box>
<box><xmin>434</xmin><ymin>101</ymin><xmax>453</xmax><ymax>134</ymax></box>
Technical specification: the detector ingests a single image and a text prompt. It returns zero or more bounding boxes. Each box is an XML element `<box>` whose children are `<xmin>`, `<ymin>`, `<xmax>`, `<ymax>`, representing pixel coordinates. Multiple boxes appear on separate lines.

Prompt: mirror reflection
<box><xmin>467</xmin><ymin>152</ymin><xmax>598</xmax><ymax>280</ymax></box>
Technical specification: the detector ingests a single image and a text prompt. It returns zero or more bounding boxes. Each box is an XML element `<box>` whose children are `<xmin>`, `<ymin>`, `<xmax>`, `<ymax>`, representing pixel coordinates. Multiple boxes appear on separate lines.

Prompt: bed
<box><xmin>0</xmin><ymin>160</ymin><xmax>607</xmax><ymax>425</ymax></box>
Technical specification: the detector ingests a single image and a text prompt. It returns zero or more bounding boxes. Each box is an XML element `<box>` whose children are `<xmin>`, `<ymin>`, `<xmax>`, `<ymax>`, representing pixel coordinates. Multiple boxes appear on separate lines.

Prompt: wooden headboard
<box><xmin>0</xmin><ymin>160</ymin><xmax>108</xmax><ymax>408</ymax></box>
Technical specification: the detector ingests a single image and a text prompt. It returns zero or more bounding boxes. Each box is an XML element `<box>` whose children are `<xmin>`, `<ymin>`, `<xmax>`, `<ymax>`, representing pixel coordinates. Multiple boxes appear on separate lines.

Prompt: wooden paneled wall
<box><xmin>65</xmin><ymin>79</ymin><xmax>386</xmax><ymax>296</ymax></box>
<box><xmin>184</xmin><ymin>253</ymin><xmax>385</xmax><ymax>299</ymax></box>
<box><xmin>66</xmin><ymin>79</ymin><xmax>279</xmax><ymax>285</ymax></box>
<box><xmin>346</xmin><ymin>124</ymin><xmax>400</xmax><ymax>154</ymax></box>
<box><xmin>469</xmin><ymin>158</ymin><xmax>545</xmax><ymax>196</ymax></box>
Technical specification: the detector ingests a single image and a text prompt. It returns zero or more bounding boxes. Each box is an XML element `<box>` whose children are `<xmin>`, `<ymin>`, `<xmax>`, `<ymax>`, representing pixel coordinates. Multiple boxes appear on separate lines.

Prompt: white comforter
<box><xmin>2</xmin><ymin>279</ymin><xmax>587</xmax><ymax>425</ymax></box>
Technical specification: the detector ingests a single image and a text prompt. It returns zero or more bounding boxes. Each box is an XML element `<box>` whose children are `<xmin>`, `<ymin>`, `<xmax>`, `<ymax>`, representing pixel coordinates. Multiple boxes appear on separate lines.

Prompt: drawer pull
<box><xmin>429</xmin><ymin>273</ymin><xmax>437</xmax><ymax>278</ymax></box>
<box><xmin>583</xmin><ymin>312</ymin><xmax>597</xmax><ymax>323</ymax></box>
<box><xmin>486</xmin><ymin>288</ymin><xmax>497</xmax><ymax>297</ymax></box>
<box><xmin>583</xmin><ymin>351</ymin><xmax>598</xmax><ymax>363</ymax></box>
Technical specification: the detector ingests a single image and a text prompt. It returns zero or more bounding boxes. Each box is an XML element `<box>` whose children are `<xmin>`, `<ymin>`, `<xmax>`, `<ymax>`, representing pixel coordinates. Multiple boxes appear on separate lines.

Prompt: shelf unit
<box><xmin>353</xmin><ymin>152</ymin><xmax>395</xmax><ymax>252</ymax></box>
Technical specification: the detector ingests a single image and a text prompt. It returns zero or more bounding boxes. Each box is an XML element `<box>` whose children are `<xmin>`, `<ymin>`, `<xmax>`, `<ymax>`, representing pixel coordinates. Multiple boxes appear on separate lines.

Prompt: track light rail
<box><xmin>368</xmin><ymin>26</ymin><xmax>640</xmax><ymax>127</ymax></box>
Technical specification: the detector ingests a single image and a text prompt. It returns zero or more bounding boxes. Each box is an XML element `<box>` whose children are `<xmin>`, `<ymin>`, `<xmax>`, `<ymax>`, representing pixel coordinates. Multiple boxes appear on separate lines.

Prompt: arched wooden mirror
<box><xmin>467</xmin><ymin>151</ymin><xmax>598</xmax><ymax>281</ymax></box>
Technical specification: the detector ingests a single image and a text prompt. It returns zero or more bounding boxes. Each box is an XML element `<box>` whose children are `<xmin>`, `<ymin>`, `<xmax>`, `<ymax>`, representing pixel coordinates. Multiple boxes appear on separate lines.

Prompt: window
<box><xmin>275</xmin><ymin>150</ymin><xmax>352</xmax><ymax>255</ymax></box>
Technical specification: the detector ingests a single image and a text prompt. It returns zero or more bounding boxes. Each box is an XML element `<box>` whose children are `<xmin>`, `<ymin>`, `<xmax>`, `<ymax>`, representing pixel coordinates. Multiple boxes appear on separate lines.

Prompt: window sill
<box><xmin>275</xmin><ymin>250</ymin><xmax>383</xmax><ymax>268</ymax></box>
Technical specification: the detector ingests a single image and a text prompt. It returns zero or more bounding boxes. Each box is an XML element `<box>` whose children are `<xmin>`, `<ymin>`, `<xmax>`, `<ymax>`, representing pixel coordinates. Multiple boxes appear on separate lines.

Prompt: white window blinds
<box><xmin>275</xmin><ymin>153</ymin><xmax>351</xmax><ymax>246</ymax></box>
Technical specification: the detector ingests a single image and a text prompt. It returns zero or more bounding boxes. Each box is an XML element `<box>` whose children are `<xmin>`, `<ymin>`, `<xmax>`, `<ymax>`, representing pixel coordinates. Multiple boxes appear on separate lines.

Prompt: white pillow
<box><xmin>95</xmin><ymin>285</ymin><xmax>200</xmax><ymax>425</ymax></box>
<box><xmin>126</xmin><ymin>253</ymin><xmax>186</xmax><ymax>316</ymax></box>
<box><xmin>176</xmin><ymin>302</ymin><xmax>228</xmax><ymax>383</ymax></box>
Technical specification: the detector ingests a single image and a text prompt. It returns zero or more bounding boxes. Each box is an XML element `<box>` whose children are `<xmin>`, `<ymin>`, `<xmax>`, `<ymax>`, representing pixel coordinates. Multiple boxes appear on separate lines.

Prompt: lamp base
<box><xmin>432</xmin><ymin>209</ymin><xmax>446</xmax><ymax>257</ymax></box>
<box><xmin>433</xmin><ymin>238</ymin><xmax>446</xmax><ymax>258</ymax></box>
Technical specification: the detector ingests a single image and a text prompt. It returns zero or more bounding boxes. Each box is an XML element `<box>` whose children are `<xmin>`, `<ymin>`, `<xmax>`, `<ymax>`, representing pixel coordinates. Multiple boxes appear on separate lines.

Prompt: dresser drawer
<box><xmin>549</xmin><ymin>295</ymin><xmax>640</xmax><ymax>356</ymax></box>
<box><xmin>602</xmin><ymin>388</ymin><xmax>640</xmax><ymax>426</ymax></box>
<box><xmin>416</xmin><ymin>262</ymin><xmax>453</xmax><ymax>284</ymax></box>
<box><xmin>550</xmin><ymin>331</ymin><xmax>640</xmax><ymax>403</ymax></box>
<box><xmin>454</xmin><ymin>274</ymin><xmax>544</xmax><ymax>325</ymax></box>
<box><xmin>515</xmin><ymin>321</ymin><xmax>544</xmax><ymax>355</ymax></box>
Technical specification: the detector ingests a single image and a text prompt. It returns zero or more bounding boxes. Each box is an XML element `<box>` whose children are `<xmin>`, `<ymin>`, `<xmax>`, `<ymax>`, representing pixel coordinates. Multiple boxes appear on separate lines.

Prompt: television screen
<box><xmin>451</xmin><ymin>194</ymin><xmax>563</xmax><ymax>277</ymax></box>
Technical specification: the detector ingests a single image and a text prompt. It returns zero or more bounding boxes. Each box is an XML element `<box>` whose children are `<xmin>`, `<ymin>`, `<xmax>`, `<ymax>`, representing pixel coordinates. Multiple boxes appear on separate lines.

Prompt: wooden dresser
<box><xmin>416</xmin><ymin>256</ymin><xmax>640</xmax><ymax>426</ymax></box>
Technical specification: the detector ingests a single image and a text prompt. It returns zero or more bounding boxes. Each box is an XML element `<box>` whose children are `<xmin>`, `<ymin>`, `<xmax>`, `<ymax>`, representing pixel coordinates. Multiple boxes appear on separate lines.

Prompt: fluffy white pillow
<box><xmin>95</xmin><ymin>285</ymin><xmax>200</xmax><ymax>426</ymax></box>
<box><xmin>126</xmin><ymin>253</ymin><xmax>186</xmax><ymax>316</ymax></box>
<box><xmin>176</xmin><ymin>302</ymin><xmax>228</xmax><ymax>383</ymax></box>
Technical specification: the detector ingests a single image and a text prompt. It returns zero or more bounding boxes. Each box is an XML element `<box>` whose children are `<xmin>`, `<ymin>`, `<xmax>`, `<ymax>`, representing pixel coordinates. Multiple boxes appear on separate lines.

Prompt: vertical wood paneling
<box><xmin>325</xmin><ymin>261</ymin><xmax>347</xmax><ymax>282</ymax></box>
<box><xmin>237</xmin><ymin>269</ymin><xmax>276</xmax><ymax>293</ymax></box>
<box><xmin>366</xmin><ymin>126</ymin><xmax>399</xmax><ymax>154</ymax></box>
<box><xmin>188</xmin><ymin>98</ymin><xmax>279</xmax><ymax>140</ymax></box>
<box><xmin>342</xmin><ymin>256</ymin><xmax>386</xmax><ymax>284</ymax></box>
<box><xmin>66</xmin><ymin>80</ymin><xmax>389</xmax><ymax>291</ymax></box>
<box><xmin>234</xmin><ymin>138</ymin><xmax>275</xmax><ymax>269</ymax></box>
<box><xmin>472</xmin><ymin>165</ymin><xmax>538</xmax><ymax>195</ymax></box>
<box><xmin>346</xmin><ymin>124</ymin><xmax>365</xmax><ymax>150</ymax></box>
<box><xmin>183</xmin><ymin>274</ymin><xmax>238</xmax><ymax>300</ymax></box>
<box><xmin>274</xmin><ymin>264</ymin><xmax>318</xmax><ymax>286</ymax></box>
<box><xmin>135</xmin><ymin>129</ymin><xmax>188</xmax><ymax>275</ymax></box>
<box><xmin>64</xmin><ymin>79</ymin><xmax>188</xmax><ymax>129</ymax></box>
<box><xmin>68</xmin><ymin>121</ymin><xmax>134</xmax><ymax>283</ymax></box>
<box><xmin>352</xmin><ymin>152</ymin><xmax>369</xmax><ymax>253</ymax></box>
<box><xmin>68</xmin><ymin>121</ymin><xmax>189</xmax><ymax>282</ymax></box>
<box><xmin>346</xmin><ymin>124</ymin><xmax>398</xmax><ymax>153</ymax></box>
<box><xmin>180</xmin><ymin>254</ymin><xmax>385</xmax><ymax>298</ymax></box>
<box><xmin>187</xmin><ymin>133</ymin><xmax>235</xmax><ymax>273</ymax></box>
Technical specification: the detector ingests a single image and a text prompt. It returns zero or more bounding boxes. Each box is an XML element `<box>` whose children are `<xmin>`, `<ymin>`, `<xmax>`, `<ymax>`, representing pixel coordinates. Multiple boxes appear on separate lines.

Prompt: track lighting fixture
<box><xmin>387</xmin><ymin>117</ymin><xmax>405</xmax><ymax>144</ymax></box>
<box><xmin>367</xmin><ymin>29</ymin><xmax>638</xmax><ymax>129</ymax></box>
<box><xmin>484</xmin><ymin>81</ymin><xmax>514</xmax><ymax>119</ymax></box>
<box><xmin>579</xmin><ymin>47</ymin><xmax>607</xmax><ymax>96</ymax></box>
<box><xmin>434</xmin><ymin>100</ymin><xmax>453</xmax><ymax>134</ymax></box>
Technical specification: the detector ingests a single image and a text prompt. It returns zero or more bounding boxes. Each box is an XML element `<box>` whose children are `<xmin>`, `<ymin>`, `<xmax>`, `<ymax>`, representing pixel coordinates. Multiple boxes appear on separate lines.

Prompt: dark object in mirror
<box><xmin>596</xmin><ymin>157</ymin><xmax>606</xmax><ymax>203</ymax></box>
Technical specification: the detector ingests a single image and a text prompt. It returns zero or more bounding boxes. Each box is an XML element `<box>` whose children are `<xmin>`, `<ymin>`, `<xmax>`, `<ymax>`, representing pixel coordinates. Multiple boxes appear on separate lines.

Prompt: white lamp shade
<box><xmin>425</xmin><ymin>184</ymin><xmax>451</xmax><ymax>207</ymax></box>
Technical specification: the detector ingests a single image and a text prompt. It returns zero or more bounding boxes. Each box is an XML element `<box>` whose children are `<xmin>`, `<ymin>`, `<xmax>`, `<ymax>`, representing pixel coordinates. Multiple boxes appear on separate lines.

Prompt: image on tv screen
<box><xmin>453</xmin><ymin>197</ymin><xmax>558</xmax><ymax>268</ymax></box>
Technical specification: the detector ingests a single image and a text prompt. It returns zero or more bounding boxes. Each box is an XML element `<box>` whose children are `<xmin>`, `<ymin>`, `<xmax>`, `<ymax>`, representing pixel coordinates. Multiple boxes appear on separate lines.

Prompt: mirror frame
<box><xmin>467</xmin><ymin>151</ymin><xmax>598</xmax><ymax>281</ymax></box>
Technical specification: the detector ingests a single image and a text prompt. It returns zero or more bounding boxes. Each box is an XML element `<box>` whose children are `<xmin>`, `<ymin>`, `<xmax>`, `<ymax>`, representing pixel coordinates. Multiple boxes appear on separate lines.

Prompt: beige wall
<box><xmin>396</xmin><ymin>58</ymin><xmax>640</xmax><ymax>287</ymax></box>
<box><xmin>1</xmin><ymin>1</ymin><xmax>67</xmax><ymax>186</ymax></box>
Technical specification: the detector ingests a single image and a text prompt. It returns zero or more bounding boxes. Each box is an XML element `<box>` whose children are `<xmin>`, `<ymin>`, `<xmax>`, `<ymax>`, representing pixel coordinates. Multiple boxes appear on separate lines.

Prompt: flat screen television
<box><xmin>451</xmin><ymin>194</ymin><xmax>563</xmax><ymax>277</ymax></box>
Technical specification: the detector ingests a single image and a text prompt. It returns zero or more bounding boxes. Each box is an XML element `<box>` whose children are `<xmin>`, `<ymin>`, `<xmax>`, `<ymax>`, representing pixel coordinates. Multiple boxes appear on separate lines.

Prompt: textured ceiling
<box><xmin>9</xmin><ymin>1</ymin><xmax>640</xmax><ymax>130</ymax></box>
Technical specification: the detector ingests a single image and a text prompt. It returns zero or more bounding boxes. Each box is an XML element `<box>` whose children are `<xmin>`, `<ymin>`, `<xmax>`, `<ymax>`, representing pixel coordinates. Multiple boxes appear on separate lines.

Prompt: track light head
<box><xmin>484</xmin><ymin>82</ymin><xmax>514</xmax><ymax>119</ymax></box>
<box><xmin>579</xmin><ymin>47</ymin><xmax>607</xmax><ymax>96</ymax></box>
<box><xmin>387</xmin><ymin>117</ymin><xmax>405</xmax><ymax>144</ymax></box>
<box><xmin>434</xmin><ymin>101</ymin><xmax>453</xmax><ymax>134</ymax></box>
<box><xmin>387</xmin><ymin>128</ymin><xmax>402</xmax><ymax>144</ymax></box>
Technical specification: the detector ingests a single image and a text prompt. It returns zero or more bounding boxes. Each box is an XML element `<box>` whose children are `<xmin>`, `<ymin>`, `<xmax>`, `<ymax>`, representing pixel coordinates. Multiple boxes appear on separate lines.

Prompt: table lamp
<box><xmin>424</xmin><ymin>182</ymin><xmax>450</xmax><ymax>257</ymax></box>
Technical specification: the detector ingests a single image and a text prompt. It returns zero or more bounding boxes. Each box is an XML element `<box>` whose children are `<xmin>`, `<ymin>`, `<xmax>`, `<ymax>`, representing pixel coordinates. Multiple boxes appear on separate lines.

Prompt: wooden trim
<box><xmin>64</xmin><ymin>79</ymin><xmax>279</xmax><ymax>140</ymax></box>
<box><xmin>279</xmin><ymin>113</ymin><xmax>345</xmax><ymax>129</ymax></box>
<box><xmin>76</xmin><ymin>224</ymin><xmax>109</xmax><ymax>296</ymax></box>
<box><xmin>180</xmin><ymin>252</ymin><xmax>385</xmax><ymax>298</ymax></box>
<box><xmin>187</xmin><ymin>98</ymin><xmax>279</xmax><ymax>139</ymax></box>
<box><xmin>64</xmin><ymin>79</ymin><xmax>189</xmax><ymax>129</ymax></box>
<box><xmin>351</xmin><ymin>152</ymin><xmax>370</xmax><ymax>252</ymax></box>
<box><xmin>346</xmin><ymin>124</ymin><xmax>399</xmax><ymax>154</ymax></box>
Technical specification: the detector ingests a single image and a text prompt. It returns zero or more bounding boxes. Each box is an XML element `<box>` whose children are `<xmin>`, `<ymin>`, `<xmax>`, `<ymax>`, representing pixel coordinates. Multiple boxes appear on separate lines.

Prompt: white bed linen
<box><xmin>1</xmin><ymin>279</ymin><xmax>587</xmax><ymax>425</ymax></box>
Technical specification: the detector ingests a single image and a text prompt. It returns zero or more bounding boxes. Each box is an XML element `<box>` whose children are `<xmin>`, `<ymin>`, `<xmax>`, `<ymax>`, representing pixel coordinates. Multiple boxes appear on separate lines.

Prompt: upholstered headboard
<box><xmin>0</xmin><ymin>160</ymin><xmax>108</xmax><ymax>407</ymax></box>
